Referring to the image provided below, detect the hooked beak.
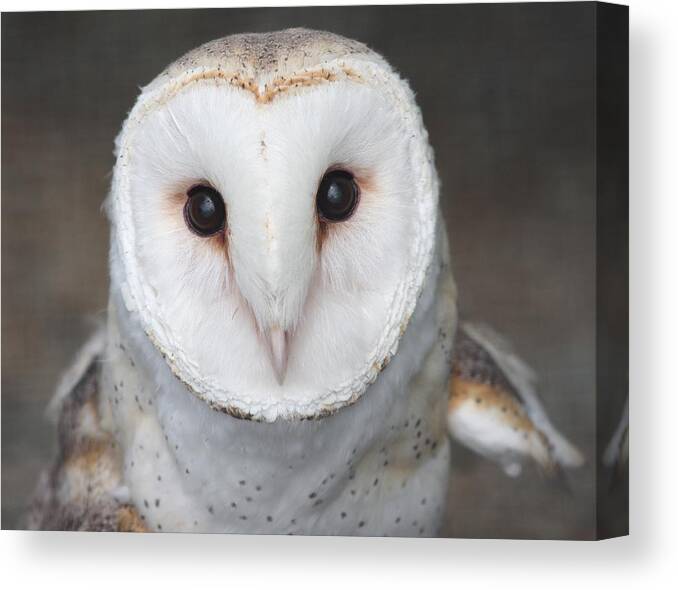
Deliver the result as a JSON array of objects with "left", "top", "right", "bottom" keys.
[{"left": 263, "top": 326, "right": 290, "bottom": 385}]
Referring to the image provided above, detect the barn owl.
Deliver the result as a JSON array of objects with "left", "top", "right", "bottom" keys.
[{"left": 29, "top": 28, "right": 583, "bottom": 536}]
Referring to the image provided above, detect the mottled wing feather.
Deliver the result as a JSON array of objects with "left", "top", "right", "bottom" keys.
[
  {"left": 27, "top": 332, "right": 147, "bottom": 532},
  {"left": 448, "top": 322, "right": 584, "bottom": 477}
]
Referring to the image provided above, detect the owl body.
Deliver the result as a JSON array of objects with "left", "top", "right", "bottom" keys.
[
  {"left": 85, "top": 28, "right": 455, "bottom": 535},
  {"left": 102, "top": 219, "right": 455, "bottom": 535}
]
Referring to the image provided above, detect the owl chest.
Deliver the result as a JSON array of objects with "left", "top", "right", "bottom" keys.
[
  {"left": 121, "top": 417, "right": 448, "bottom": 537},
  {"left": 102, "top": 345, "right": 450, "bottom": 537}
]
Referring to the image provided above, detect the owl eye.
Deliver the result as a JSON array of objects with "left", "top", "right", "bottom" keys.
[
  {"left": 316, "top": 170, "right": 359, "bottom": 222},
  {"left": 184, "top": 185, "right": 226, "bottom": 236}
]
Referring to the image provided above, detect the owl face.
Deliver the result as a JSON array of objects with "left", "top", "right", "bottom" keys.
[{"left": 109, "top": 30, "right": 439, "bottom": 421}]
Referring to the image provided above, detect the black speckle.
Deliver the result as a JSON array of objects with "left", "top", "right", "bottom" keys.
[
  {"left": 395, "top": 517, "right": 401, "bottom": 523},
  {"left": 155, "top": 499, "right": 160, "bottom": 507},
  {"left": 239, "top": 480, "right": 246, "bottom": 486},
  {"left": 239, "top": 515, "right": 247, "bottom": 520},
  {"left": 415, "top": 419, "right": 421, "bottom": 427},
  {"left": 267, "top": 516, "right": 273, "bottom": 522},
  {"left": 421, "top": 498, "right": 427, "bottom": 505},
  {"left": 246, "top": 497, "right": 252, "bottom": 502},
  {"left": 341, "top": 512, "right": 346, "bottom": 519},
  {"left": 358, "top": 521, "right": 365, "bottom": 528},
  {"left": 157, "top": 523, "right": 162, "bottom": 530},
  {"left": 208, "top": 505, "right": 214, "bottom": 514},
  {"left": 144, "top": 499, "right": 149, "bottom": 508},
  {"left": 476, "top": 398, "right": 482, "bottom": 404},
  {"left": 255, "top": 485, "right": 262, "bottom": 491},
  {"left": 231, "top": 502, "right": 237, "bottom": 508},
  {"left": 416, "top": 452, "right": 422, "bottom": 460},
  {"left": 383, "top": 460, "right": 389, "bottom": 467},
  {"left": 313, "top": 499, "right": 323, "bottom": 506},
  {"left": 419, "top": 527, "right": 425, "bottom": 534},
  {"left": 350, "top": 489, "right": 356, "bottom": 495},
  {"left": 185, "top": 468, "right": 190, "bottom": 474},
  {"left": 309, "top": 492, "right": 317, "bottom": 499},
  {"left": 321, "top": 478, "right": 327, "bottom": 485},
  {"left": 157, "top": 475, "right": 162, "bottom": 481},
  {"left": 373, "top": 478, "right": 379, "bottom": 486}
]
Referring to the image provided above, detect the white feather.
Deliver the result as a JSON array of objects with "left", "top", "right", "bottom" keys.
[{"left": 109, "top": 49, "right": 438, "bottom": 420}]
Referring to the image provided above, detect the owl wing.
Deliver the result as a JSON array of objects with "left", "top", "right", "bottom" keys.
[
  {"left": 27, "top": 327, "right": 147, "bottom": 532},
  {"left": 447, "top": 322, "right": 585, "bottom": 478},
  {"left": 603, "top": 398, "right": 629, "bottom": 479}
]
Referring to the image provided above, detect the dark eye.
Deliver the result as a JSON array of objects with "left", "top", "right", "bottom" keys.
[
  {"left": 316, "top": 170, "right": 359, "bottom": 222},
  {"left": 184, "top": 185, "right": 226, "bottom": 236}
]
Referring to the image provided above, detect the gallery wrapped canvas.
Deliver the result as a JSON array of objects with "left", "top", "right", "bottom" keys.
[{"left": 1, "top": 2, "right": 628, "bottom": 539}]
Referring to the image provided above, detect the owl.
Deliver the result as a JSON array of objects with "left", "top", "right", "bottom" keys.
[{"left": 29, "top": 29, "right": 583, "bottom": 536}]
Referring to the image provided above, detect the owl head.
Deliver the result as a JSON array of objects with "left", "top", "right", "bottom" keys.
[{"left": 108, "top": 29, "right": 440, "bottom": 422}]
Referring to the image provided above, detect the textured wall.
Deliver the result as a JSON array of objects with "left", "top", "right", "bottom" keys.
[{"left": 2, "top": 4, "right": 620, "bottom": 537}]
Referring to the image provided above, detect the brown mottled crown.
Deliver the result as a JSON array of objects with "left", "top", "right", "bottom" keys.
[{"left": 146, "top": 28, "right": 380, "bottom": 91}]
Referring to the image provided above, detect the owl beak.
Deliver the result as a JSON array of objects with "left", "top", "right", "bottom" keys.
[{"left": 264, "top": 325, "right": 289, "bottom": 385}]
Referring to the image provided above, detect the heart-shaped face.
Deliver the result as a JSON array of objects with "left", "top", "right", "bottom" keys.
[{"left": 109, "top": 29, "right": 439, "bottom": 422}]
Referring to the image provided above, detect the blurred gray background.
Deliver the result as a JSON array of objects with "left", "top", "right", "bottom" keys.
[{"left": 2, "top": 4, "right": 626, "bottom": 537}]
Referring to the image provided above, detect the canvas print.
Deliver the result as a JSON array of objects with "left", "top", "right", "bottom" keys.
[{"left": 1, "top": 2, "right": 629, "bottom": 539}]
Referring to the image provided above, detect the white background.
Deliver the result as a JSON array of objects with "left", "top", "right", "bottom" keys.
[{"left": 1, "top": 0, "right": 676, "bottom": 587}]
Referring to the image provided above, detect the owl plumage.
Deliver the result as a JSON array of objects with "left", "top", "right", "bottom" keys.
[
  {"left": 448, "top": 323, "right": 584, "bottom": 478},
  {"left": 30, "top": 28, "right": 582, "bottom": 535},
  {"left": 603, "top": 399, "right": 629, "bottom": 483}
]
